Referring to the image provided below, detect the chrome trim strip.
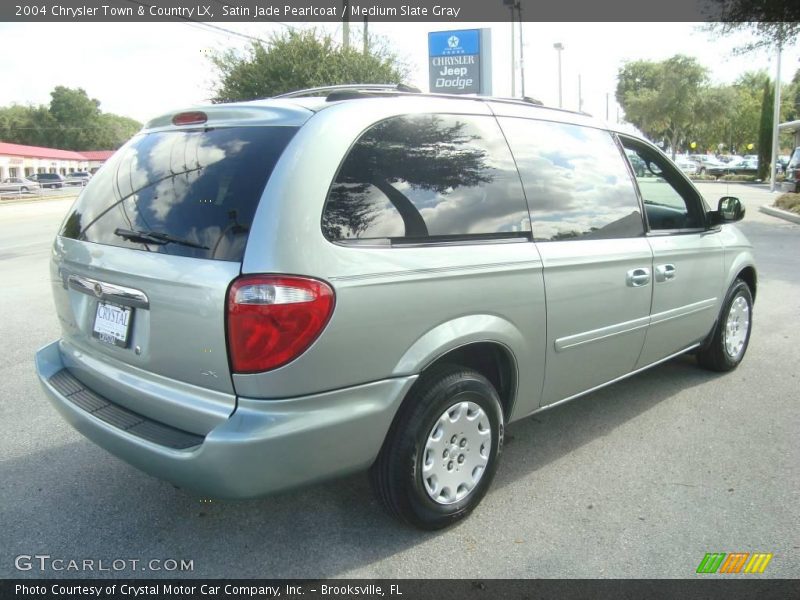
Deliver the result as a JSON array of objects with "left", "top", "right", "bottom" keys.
[
  {"left": 649, "top": 298, "right": 717, "bottom": 326},
  {"left": 529, "top": 342, "right": 702, "bottom": 417},
  {"left": 67, "top": 274, "right": 150, "bottom": 309},
  {"left": 328, "top": 259, "right": 543, "bottom": 282},
  {"left": 554, "top": 316, "right": 650, "bottom": 353},
  {"left": 554, "top": 298, "right": 717, "bottom": 352}
]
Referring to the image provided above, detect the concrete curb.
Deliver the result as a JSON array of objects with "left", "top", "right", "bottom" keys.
[{"left": 759, "top": 204, "right": 800, "bottom": 225}]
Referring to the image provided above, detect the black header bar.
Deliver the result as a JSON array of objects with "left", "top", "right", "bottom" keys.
[{"left": 0, "top": 0, "right": 778, "bottom": 23}]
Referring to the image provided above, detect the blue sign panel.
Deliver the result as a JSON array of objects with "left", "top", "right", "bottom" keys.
[{"left": 428, "top": 29, "right": 480, "bottom": 58}]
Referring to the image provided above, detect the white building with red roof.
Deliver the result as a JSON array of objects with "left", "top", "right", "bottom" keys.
[{"left": 0, "top": 142, "right": 115, "bottom": 180}]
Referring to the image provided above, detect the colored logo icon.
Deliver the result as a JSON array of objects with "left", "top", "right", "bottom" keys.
[{"left": 696, "top": 552, "right": 773, "bottom": 574}]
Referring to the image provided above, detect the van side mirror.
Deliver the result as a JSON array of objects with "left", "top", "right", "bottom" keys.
[{"left": 709, "top": 196, "right": 744, "bottom": 226}]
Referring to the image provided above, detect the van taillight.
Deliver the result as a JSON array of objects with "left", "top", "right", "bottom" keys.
[{"left": 227, "top": 275, "right": 335, "bottom": 373}]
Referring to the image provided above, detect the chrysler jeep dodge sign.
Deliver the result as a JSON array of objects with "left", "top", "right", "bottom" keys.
[{"left": 428, "top": 29, "right": 492, "bottom": 95}]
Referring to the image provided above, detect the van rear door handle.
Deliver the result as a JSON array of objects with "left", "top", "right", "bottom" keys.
[
  {"left": 626, "top": 268, "right": 651, "bottom": 287},
  {"left": 655, "top": 264, "right": 676, "bottom": 282}
]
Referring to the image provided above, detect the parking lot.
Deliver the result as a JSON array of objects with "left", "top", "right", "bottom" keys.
[{"left": 0, "top": 183, "right": 797, "bottom": 579}]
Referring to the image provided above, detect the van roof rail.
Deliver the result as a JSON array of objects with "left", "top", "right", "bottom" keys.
[
  {"left": 272, "top": 85, "right": 592, "bottom": 118},
  {"left": 273, "top": 84, "right": 421, "bottom": 99}
]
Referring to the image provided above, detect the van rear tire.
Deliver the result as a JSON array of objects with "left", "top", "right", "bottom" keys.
[{"left": 370, "top": 365, "right": 503, "bottom": 530}]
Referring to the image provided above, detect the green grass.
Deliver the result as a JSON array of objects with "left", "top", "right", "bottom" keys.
[{"left": 774, "top": 193, "right": 800, "bottom": 215}]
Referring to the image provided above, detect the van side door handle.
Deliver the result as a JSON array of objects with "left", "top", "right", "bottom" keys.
[
  {"left": 655, "top": 264, "right": 677, "bottom": 282},
  {"left": 626, "top": 267, "right": 651, "bottom": 287}
]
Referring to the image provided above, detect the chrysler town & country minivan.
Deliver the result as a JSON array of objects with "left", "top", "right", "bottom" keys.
[{"left": 35, "top": 85, "right": 755, "bottom": 529}]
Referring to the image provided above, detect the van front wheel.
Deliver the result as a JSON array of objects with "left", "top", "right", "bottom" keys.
[
  {"left": 370, "top": 366, "right": 504, "bottom": 530},
  {"left": 697, "top": 278, "right": 753, "bottom": 371}
]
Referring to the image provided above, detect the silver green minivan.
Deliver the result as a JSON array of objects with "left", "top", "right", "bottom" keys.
[{"left": 35, "top": 85, "right": 756, "bottom": 529}]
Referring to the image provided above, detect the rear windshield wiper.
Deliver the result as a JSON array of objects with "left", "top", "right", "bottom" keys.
[{"left": 114, "top": 228, "right": 209, "bottom": 250}]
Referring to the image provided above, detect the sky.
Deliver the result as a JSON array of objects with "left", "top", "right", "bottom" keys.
[{"left": 0, "top": 21, "right": 798, "bottom": 125}]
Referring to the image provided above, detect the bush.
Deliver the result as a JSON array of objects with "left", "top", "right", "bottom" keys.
[
  {"left": 690, "top": 174, "right": 718, "bottom": 181},
  {"left": 775, "top": 193, "right": 800, "bottom": 215},
  {"left": 719, "top": 174, "right": 758, "bottom": 182}
]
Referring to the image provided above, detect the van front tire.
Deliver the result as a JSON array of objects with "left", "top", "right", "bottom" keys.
[
  {"left": 697, "top": 278, "right": 753, "bottom": 372},
  {"left": 370, "top": 365, "right": 504, "bottom": 530}
]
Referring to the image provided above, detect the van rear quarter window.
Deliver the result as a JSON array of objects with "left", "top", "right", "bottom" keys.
[
  {"left": 322, "top": 113, "right": 531, "bottom": 243},
  {"left": 60, "top": 126, "right": 298, "bottom": 261}
]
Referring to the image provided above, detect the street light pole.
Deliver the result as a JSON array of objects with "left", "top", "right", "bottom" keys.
[
  {"left": 509, "top": 3, "right": 515, "bottom": 96},
  {"left": 517, "top": 2, "right": 525, "bottom": 98},
  {"left": 342, "top": 0, "right": 350, "bottom": 50},
  {"left": 553, "top": 42, "right": 564, "bottom": 108},
  {"left": 770, "top": 38, "right": 782, "bottom": 192},
  {"left": 504, "top": 0, "right": 520, "bottom": 97}
]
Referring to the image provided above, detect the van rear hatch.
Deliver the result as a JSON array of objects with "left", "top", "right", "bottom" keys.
[{"left": 52, "top": 115, "right": 301, "bottom": 432}]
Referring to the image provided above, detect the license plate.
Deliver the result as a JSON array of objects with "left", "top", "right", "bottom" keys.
[{"left": 92, "top": 302, "right": 133, "bottom": 348}]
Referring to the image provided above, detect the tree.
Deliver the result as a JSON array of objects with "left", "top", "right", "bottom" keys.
[
  {"left": 47, "top": 86, "right": 102, "bottom": 150},
  {"left": 706, "top": 3, "right": 800, "bottom": 53},
  {"left": 757, "top": 79, "right": 774, "bottom": 180},
  {"left": 210, "top": 29, "right": 409, "bottom": 102},
  {"left": 685, "top": 85, "right": 737, "bottom": 153},
  {"left": 0, "top": 87, "right": 140, "bottom": 150},
  {"left": 0, "top": 104, "right": 56, "bottom": 148},
  {"left": 616, "top": 56, "right": 711, "bottom": 158},
  {"left": 94, "top": 113, "right": 142, "bottom": 149},
  {"left": 785, "top": 68, "right": 800, "bottom": 122},
  {"left": 725, "top": 71, "right": 769, "bottom": 154}
]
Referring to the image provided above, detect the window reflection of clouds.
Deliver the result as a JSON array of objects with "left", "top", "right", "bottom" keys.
[
  {"left": 500, "top": 118, "right": 642, "bottom": 241},
  {"left": 62, "top": 126, "right": 295, "bottom": 261},
  {"left": 140, "top": 134, "right": 228, "bottom": 222}
]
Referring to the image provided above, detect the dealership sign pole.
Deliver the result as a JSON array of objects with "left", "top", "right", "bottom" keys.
[{"left": 428, "top": 29, "right": 492, "bottom": 95}]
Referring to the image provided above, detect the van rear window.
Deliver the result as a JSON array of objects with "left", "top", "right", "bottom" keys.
[{"left": 60, "top": 126, "right": 297, "bottom": 261}]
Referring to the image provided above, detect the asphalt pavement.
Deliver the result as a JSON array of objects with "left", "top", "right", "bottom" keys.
[{"left": 0, "top": 185, "right": 797, "bottom": 579}]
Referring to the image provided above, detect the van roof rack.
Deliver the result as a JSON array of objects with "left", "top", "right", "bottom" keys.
[
  {"left": 272, "top": 85, "right": 591, "bottom": 117},
  {"left": 273, "top": 84, "right": 421, "bottom": 99}
]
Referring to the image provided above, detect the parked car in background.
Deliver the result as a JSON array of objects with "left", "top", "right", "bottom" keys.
[
  {"left": 692, "top": 156, "right": 729, "bottom": 177},
  {"left": 777, "top": 155, "right": 790, "bottom": 174},
  {"left": 64, "top": 172, "right": 92, "bottom": 186},
  {"left": 783, "top": 147, "right": 800, "bottom": 192},
  {"left": 726, "top": 158, "right": 759, "bottom": 176},
  {"left": 28, "top": 173, "right": 65, "bottom": 188},
  {"left": 35, "top": 85, "right": 757, "bottom": 530},
  {"left": 674, "top": 157, "right": 698, "bottom": 176},
  {"left": 0, "top": 177, "right": 40, "bottom": 194}
]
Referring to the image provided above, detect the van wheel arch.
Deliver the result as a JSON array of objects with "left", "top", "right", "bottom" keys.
[{"left": 400, "top": 341, "right": 517, "bottom": 427}]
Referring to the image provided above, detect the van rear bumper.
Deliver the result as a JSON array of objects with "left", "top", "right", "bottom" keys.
[{"left": 35, "top": 340, "right": 416, "bottom": 498}]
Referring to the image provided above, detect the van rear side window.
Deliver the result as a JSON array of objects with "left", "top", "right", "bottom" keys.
[
  {"left": 322, "top": 113, "right": 531, "bottom": 243},
  {"left": 60, "top": 126, "right": 297, "bottom": 262}
]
